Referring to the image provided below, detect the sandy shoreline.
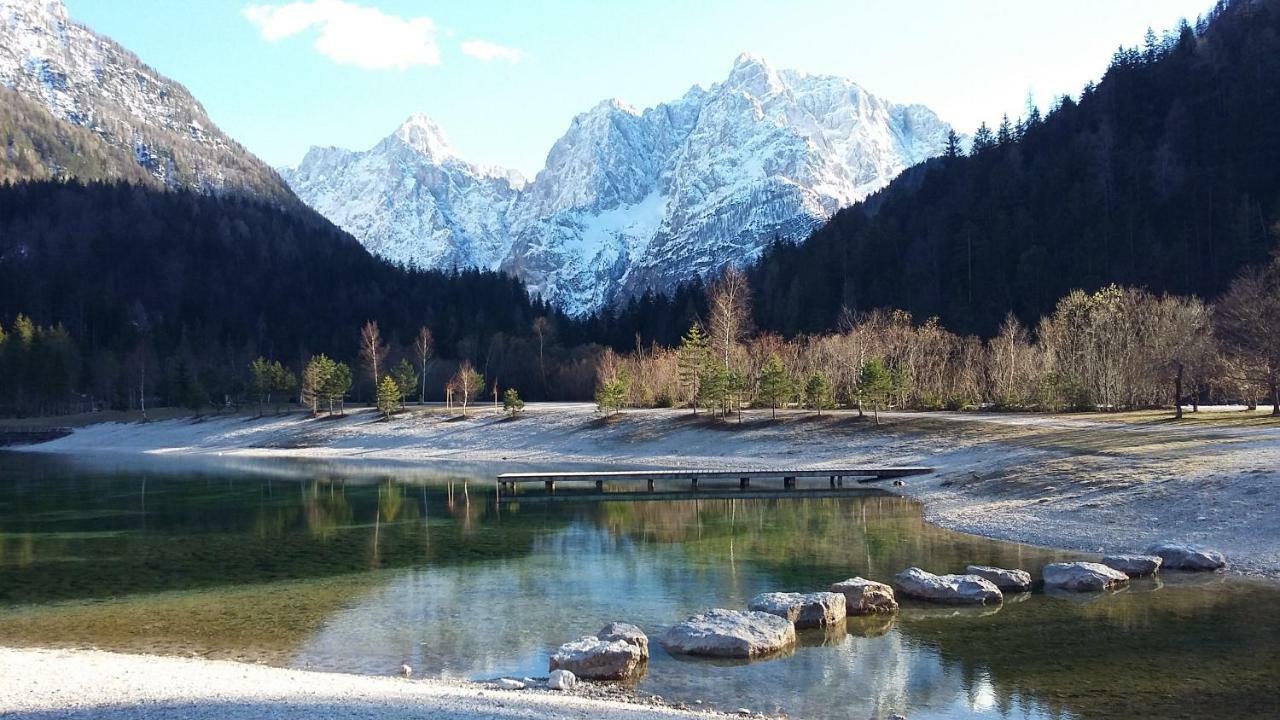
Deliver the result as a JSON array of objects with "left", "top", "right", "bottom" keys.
[
  {"left": 15, "top": 402, "right": 1280, "bottom": 578},
  {"left": 0, "top": 647, "right": 726, "bottom": 720}
]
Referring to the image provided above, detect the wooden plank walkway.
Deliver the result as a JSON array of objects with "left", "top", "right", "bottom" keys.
[{"left": 496, "top": 467, "right": 933, "bottom": 492}]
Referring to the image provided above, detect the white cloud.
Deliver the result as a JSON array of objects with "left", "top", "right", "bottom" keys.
[
  {"left": 243, "top": 0, "right": 440, "bottom": 71},
  {"left": 460, "top": 39, "right": 524, "bottom": 64}
]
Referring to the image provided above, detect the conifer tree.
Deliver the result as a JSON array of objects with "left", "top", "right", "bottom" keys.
[
  {"left": 803, "top": 371, "right": 833, "bottom": 416},
  {"left": 376, "top": 375, "right": 399, "bottom": 419},
  {"left": 676, "top": 323, "right": 710, "bottom": 413},
  {"left": 595, "top": 371, "right": 629, "bottom": 416},
  {"left": 996, "top": 114, "right": 1014, "bottom": 145},
  {"left": 326, "top": 362, "right": 353, "bottom": 416},
  {"left": 944, "top": 130, "right": 962, "bottom": 158},
  {"left": 971, "top": 122, "right": 996, "bottom": 153},
  {"left": 270, "top": 361, "right": 297, "bottom": 414},
  {"left": 391, "top": 358, "right": 418, "bottom": 409},
  {"left": 856, "top": 359, "right": 895, "bottom": 424},
  {"left": 757, "top": 353, "right": 792, "bottom": 419},
  {"left": 302, "top": 354, "right": 335, "bottom": 416},
  {"left": 249, "top": 357, "right": 272, "bottom": 416},
  {"left": 503, "top": 387, "right": 525, "bottom": 417}
]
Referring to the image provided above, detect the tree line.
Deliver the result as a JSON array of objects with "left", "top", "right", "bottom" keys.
[{"left": 592, "top": 258, "right": 1280, "bottom": 418}]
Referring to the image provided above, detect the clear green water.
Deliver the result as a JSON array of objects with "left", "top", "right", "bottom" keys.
[{"left": 0, "top": 452, "right": 1277, "bottom": 719}]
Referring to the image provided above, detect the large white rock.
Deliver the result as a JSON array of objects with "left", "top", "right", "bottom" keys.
[
  {"left": 547, "top": 669, "right": 577, "bottom": 691},
  {"left": 829, "top": 577, "right": 899, "bottom": 615},
  {"left": 597, "top": 622, "right": 649, "bottom": 659},
  {"left": 494, "top": 678, "right": 525, "bottom": 690},
  {"left": 1042, "top": 562, "right": 1130, "bottom": 592},
  {"left": 893, "top": 567, "right": 1003, "bottom": 605},
  {"left": 1145, "top": 543, "right": 1227, "bottom": 571},
  {"left": 549, "top": 636, "right": 643, "bottom": 680},
  {"left": 1102, "top": 554, "right": 1163, "bottom": 577},
  {"left": 661, "top": 609, "right": 797, "bottom": 658},
  {"left": 965, "top": 565, "right": 1033, "bottom": 592},
  {"left": 747, "top": 591, "right": 846, "bottom": 628}
]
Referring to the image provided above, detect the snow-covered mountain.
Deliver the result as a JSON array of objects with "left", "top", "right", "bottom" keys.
[
  {"left": 286, "top": 54, "right": 954, "bottom": 314},
  {"left": 0, "top": 0, "right": 294, "bottom": 203},
  {"left": 282, "top": 115, "right": 525, "bottom": 269}
]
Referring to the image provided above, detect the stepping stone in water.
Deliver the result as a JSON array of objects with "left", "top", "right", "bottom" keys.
[
  {"left": 549, "top": 636, "right": 643, "bottom": 680},
  {"left": 1101, "top": 554, "right": 1162, "bottom": 577},
  {"left": 597, "top": 621, "right": 649, "bottom": 659},
  {"left": 965, "top": 565, "right": 1033, "bottom": 592},
  {"left": 747, "top": 591, "right": 846, "bottom": 628},
  {"left": 828, "top": 577, "right": 899, "bottom": 615},
  {"left": 661, "top": 609, "right": 796, "bottom": 658},
  {"left": 893, "top": 567, "right": 1003, "bottom": 605},
  {"left": 1145, "top": 543, "right": 1226, "bottom": 571},
  {"left": 1042, "top": 562, "right": 1130, "bottom": 592}
]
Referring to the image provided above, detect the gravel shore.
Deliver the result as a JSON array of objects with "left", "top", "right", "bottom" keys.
[{"left": 0, "top": 647, "right": 724, "bottom": 720}]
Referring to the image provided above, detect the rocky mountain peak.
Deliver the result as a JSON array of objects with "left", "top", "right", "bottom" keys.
[
  {"left": 724, "top": 52, "right": 783, "bottom": 95},
  {"left": 392, "top": 113, "right": 456, "bottom": 162}
]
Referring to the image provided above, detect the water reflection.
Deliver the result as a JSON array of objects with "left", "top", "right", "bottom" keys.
[{"left": 0, "top": 453, "right": 1277, "bottom": 719}]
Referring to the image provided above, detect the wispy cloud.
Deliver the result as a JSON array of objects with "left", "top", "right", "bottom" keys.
[
  {"left": 460, "top": 39, "right": 525, "bottom": 64},
  {"left": 243, "top": 0, "right": 440, "bottom": 71}
]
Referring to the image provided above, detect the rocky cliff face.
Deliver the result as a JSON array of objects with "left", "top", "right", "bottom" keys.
[
  {"left": 0, "top": 0, "right": 295, "bottom": 203},
  {"left": 282, "top": 115, "right": 525, "bottom": 270},
  {"left": 286, "top": 54, "right": 954, "bottom": 314}
]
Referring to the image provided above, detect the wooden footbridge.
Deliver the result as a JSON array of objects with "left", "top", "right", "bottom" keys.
[{"left": 496, "top": 467, "right": 933, "bottom": 493}]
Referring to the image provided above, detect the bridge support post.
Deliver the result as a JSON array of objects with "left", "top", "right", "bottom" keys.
[
  {"left": 544, "top": 480, "right": 555, "bottom": 493},
  {"left": 829, "top": 475, "right": 836, "bottom": 488},
  {"left": 691, "top": 477, "right": 699, "bottom": 491},
  {"left": 647, "top": 478, "right": 655, "bottom": 492},
  {"left": 783, "top": 476, "right": 796, "bottom": 489},
  {"left": 595, "top": 479, "right": 603, "bottom": 491},
  {"left": 740, "top": 477, "right": 749, "bottom": 489}
]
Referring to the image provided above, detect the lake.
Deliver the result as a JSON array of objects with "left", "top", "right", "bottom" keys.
[{"left": 0, "top": 452, "right": 1277, "bottom": 719}]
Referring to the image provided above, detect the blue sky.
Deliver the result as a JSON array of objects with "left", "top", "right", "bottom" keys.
[{"left": 65, "top": 0, "right": 1214, "bottom": 176}]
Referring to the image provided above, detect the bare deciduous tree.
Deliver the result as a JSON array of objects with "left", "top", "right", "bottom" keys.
[
  {"left": 359, "top": 320, "right": 389, "bottom": 390},
  {"left": 1216, "top": 257, "right": 1280, "bottom": 415},
  {"left": 413, "top": 326, "right": 433, "bottom": 404}
]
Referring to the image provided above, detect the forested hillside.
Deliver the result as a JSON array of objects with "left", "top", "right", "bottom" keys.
[
  {"left": 745, "top": 0, "right": 1280, "bottom": 338},
  {"left": 0, "top": 181, "right": 577, "bottom": 413},
  {"left": 0, "top": 86, "right": 156, "bottom": 187}
]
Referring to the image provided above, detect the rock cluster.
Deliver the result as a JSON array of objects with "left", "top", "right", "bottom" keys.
[{"left": 893, "top": 567, "right": 1004, "bottom": 605}]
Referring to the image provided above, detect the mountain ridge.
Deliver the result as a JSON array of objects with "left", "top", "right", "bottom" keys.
[
  {"left": 285, "top": 54, "right": 954, "bottom": 314},
  {"left": 0, "top": 0, "right": 296, "bottom": 204}
]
